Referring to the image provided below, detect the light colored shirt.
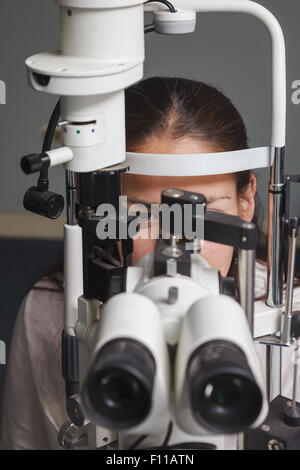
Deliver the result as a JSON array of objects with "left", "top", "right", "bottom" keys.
[{"left": 1, "top": 261, "right": 300, "bottom": 450}]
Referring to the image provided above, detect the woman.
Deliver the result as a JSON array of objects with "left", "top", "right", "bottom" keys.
[{"left": 1, "top": 77, "right": 300, "bottom": 450}]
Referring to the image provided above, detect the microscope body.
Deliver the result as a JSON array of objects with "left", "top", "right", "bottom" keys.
[
  {"left": 74, "top": 248, "right": 268, "bottom": 449},
  {"left": 26, "top": 0, "right": 145, "bottom": 173},
  {"left": 20, "top": 0, "right": 300, "bottom": 451}
]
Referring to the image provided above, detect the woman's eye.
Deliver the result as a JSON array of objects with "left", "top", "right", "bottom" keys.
[
  {"left": 207, "top": 208, "right": 224, "bottom": 213},
  {"left": 206, "top": 200, "right": 231, "bottom": 213},
  {"left": 127, "top": 204, "right": 152, "bottom": 223},
  {"left": 206, "top": 204, "right": 225, "bottom": 213}
]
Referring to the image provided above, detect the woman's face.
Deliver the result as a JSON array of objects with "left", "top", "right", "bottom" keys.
[{"left": 122, "top": 136, "right": 256, "bottom": 276}]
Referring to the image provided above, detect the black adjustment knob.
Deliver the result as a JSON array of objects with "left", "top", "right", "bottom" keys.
[
  {"left": 21, "top": 153, "right": 50, "bottom": 175},
  {"left": 23, "top": 187, "right": 64, "bottom": 219},
  {"left": 219, "top": 275, "right": 239, "bottom": 301},
  {"left": 32, "top": 72, "right": 51, "bottom": 87},
  {"left": 161, "top": 189, "right": 207, "bottom": 209},
  {"left": 291, "top": 312, "right": 300, "bottom": 339},
  {"left": 161, "top": 189, "right": 206, "bottom": 237},
  {"left": 283, "top": 403, "right": 300, "bottom": 427},
  {"left": 79, "top": 164, "right": 129, "bottom": 208}
]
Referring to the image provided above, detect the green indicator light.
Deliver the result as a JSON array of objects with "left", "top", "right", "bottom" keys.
[{"left": 76, "top": 130, "right": 80, "bottom": 134}]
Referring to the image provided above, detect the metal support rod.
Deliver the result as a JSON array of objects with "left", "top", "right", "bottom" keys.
[
  {"left": 282, "top": 339, "right": 300, "bottom": 425},
  {"left": 145, "top": 0, "right": 287, "bottom": 148},
  {"left": 267, "top": 147, "right": 285, "bottom": 308},
  {"left": 292, "top": 357, "right": 299, "bottom": 410},
  {"left": 238, "top": 248, "right": 255, "bottom": 335},
  {"left": 64, "top": 170, "right": 83, "bottom": 336},
  {"left": 66, "top": 170, "right": 78, "bottom": 226},
  {"left": 266, "top": 344, "right": 271, "bottom": 401},
  {"left": 281, "top": 221, "right": 298, "bottom": 345},
  {"left": 237, "top": 433, "right": 245, "bottom": 451},
  {"left": 266, "top": 344, "right": 282, "bottom": 401}
]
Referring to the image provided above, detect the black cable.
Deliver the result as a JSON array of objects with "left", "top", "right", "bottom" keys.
[
  {"left": 128, "top": 434, "right": 148, "bottom": 450},
  {"left": 128, "top": 421, "right": 215, "bottom": 450},
  {"left": 31, "top": 286, "right": 63, "bottom": 293},
  {"left": 169, "top": 442, "right": 217, "bottom": 450},
  {"left": 144, "top": 24, "right": 156, "bottom": 34},
  {"left": 161, "top": 421, "right": 173, "bottom": 447},
  {"left": 128, "top": 422, "right": 172, "bottom": 450},
  {"left": 145, "top": 0, "right": 176, "bottom": 13},
  {"left": 167, "top": 442, "right": 216, "bottom": 450},
  {"left": 144, "top": 442, "right": 217, "bottom": 450},
  {"left": 144, "top": 0, "right": 176, "bottom": 34},
  {"left": 38, "top": 100, "right": 61, "bottom": 191},
  {"left": 42, "top": 100, "right": 61, "bottom": 153}
]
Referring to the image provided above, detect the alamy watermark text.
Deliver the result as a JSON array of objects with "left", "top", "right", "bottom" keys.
[
  {"left": 0, "top": 340, "right": 6, "bottom": 365},
  {"left": 0, "top": 80, "right": 6, "bottom": 104}
]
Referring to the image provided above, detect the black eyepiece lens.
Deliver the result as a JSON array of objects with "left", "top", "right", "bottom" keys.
[
  {"left": 205, "top": 376, "right": 244, "bottom": 407},
  {"left": 98, "top": 370, "right": 143, "bottom": 410},
  {"left": 188, "top": 340, "right": 263, "bottom": 434},
  {"left": 83, "top": 339, "right": 156, "bottom": 431}
]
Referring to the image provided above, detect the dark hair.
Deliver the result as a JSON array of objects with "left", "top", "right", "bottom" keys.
[
  {"left": 38, "top": 77, "right": 269, "bottom": 294},
  {"left": 125, "top": 77, "right": 267, "bottom": 284},
  {"left": 126, "top": 77, "right": 248, "bottom": 152}
]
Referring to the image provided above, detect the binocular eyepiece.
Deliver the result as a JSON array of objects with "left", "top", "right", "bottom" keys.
[
  {"left": 83, "top": 338, "right": 156, "bottom": 431},
  {"left": 82, "top": 291, "right": 268, "bottom": 437},
  {"left": 187, "top": 339, "right": 263, "bottom": 434}
]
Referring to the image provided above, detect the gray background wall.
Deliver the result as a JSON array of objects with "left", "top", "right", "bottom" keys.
[
  {"left": 0, "top": 0, "right": 300, "bottom": 216},
  {"left": 0, "top": 0, "right": 300, "bottom": 444}
]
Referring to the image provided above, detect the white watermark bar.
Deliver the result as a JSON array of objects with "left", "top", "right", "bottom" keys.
[
  {"left": 0, "top": 340, "right": 6, "bottom": 365},
  {"left": 95, "top": 196, "right": 204, "bottom": 248},
  {"left": 292, "top": 80, "right": 300, "bottom": 105},
  {"left": 0, "top": 80, "right": 6, "bottom": 104}
]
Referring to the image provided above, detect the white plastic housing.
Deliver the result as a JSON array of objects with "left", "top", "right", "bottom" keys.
[
  {"left": 175, "top": 295, "right": 268, "bottom": 435},
  {"left": 84, "top": 293, "right": 171, "bottom": 435},
  {"left": 26, "top": 1, "right": 145, "bottom": 96},
  {"left": 145, "top": 0, "right": 286, "bottom": 148},
  {"left": 134, "top": 255, "right": 220, "bottom": 345},
  {"left": 59, "top": 1, "right": 145, "bottom": 62},
  {"left": 62, "top": 122, "right": 104, "bottom": 148},
  {"left": 46, "top": 146, "right": 73, "bottom": 167},
  {"left": 26, "top": 0, "right": 145, "bottom": 172},
  {"left": 61, "top": 93, "right": 126, "bottom": 172},
  {"left": 126, "top": 147, "right": 273, "bottom": 176},
  {"left": 64, "top": 224, "right": 84, "bottom": 335},
  {"left": 154, "top": 9, "right": 196, "bottom": 34}
]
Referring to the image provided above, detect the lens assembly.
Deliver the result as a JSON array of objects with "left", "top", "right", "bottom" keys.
[
  {"left": 23, "top": 186, "right": 64, "bottom": 219},
  {"left": 187, "top": 340, "right": 263, "bottom": 434},
  {"left": 82, "top": 338, "right": 156, "bottom": 430}
]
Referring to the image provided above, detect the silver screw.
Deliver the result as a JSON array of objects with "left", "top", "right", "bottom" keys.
[
  {"left": 168, "top": 286, "right": 178, "bottom": 305},
  {"left": 267, "top": 439, "right": 285, "bottom": 450},
  {"left": 163, "top": 189, "right": 184, "bottom": 198},
  {"left": 166, "top": 258, "right": 177, "bottom": 277}
]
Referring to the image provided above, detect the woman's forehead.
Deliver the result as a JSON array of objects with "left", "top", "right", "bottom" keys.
[
  {"left": 123, "top": 136, "right": 238, "bottom": 203},
  {"left": 122, "top": 173, "right": 237, "bottom": 204}
]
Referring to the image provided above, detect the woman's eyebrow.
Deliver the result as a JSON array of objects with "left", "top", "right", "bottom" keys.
[
  {"left": 127, "top": 196, "right": 232, "bottom": 207},
  {"left": 206, "top": 196, "right": 231, "bottom": 203},
  {"left": 126, "top": 198, "right": 153, "bottom": 209}
]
